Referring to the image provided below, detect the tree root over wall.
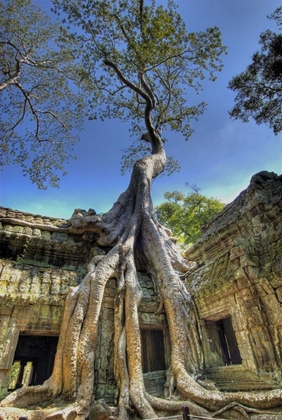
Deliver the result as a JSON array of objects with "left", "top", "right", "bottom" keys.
[{"left": 1, "top": 149, "right": 282, "bottom": 420}]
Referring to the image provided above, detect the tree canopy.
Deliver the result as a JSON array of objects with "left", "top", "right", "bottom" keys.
[
  {"left": 156, "top": 188, "right": 225, "bottom": 246},
  {"left": 0, "top": 0, "right": 85, "bottom": 188},
  {"left": 228, "top": 6, "right": 282, "bottom": 135},
  {"left": 52, "top": 0, "right": 227, "bottom": 173}
]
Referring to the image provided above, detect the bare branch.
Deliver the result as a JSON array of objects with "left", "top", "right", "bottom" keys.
[
  {"left": 5, "top": 94, "right": 28, "bottom": 138},
  {"left": 0, "top": 44, "right": 22, "bottom": 90},
  {"left": 103, "top": 58, "right": 149, "bottom": 103},
  {"left": 139, "top": 73, "right": 156, "bottom": 108}
]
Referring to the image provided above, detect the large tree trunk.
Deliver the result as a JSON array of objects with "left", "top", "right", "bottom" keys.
[{"left": 1, "top": 136, "right": 282, "bottom": 420}]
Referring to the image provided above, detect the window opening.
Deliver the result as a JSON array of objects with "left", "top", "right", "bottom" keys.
[
  {"left": 141, "top": 329, "right": 166, "bottom": 373},
  {"left": 8, "top": 335, "right": 58, "bottom": 390}
]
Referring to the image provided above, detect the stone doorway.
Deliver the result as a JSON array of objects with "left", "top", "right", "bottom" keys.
[
  {"left": 140, "top": 328, "right": 167, "bottom": 397},
  {"left": 204, "top": 316, "right": 242, "bottom": 368},
  {"left": 216, "top": 317, "right": 242, "bottom": 365},
  {"left": 140, "top": 328, "right": 166, "bottom": 373}
]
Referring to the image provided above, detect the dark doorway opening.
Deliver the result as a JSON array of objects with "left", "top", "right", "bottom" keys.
[
  {"left": 141, "top": 329, "right": 166, "bottom": 373},
  {"left": 216, "top": 317, "right": 242, "bottom": 365},
  {"left": 9, "top": 335, "right": 58, "bottom": 390}
]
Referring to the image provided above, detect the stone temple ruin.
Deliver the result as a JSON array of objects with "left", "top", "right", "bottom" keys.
[{"left": 0, "top": 171, "right": 281, "bottom": 409}]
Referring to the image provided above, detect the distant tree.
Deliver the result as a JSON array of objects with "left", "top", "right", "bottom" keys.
[
  {"left": 156, "top": 187, "right": 225, "bottom": 246},
  {"left": 0, "top": 0, "right": 85, "bottom": 188},
  {"left": 228, "top": 6, "right": 282, "bottom": 134}
]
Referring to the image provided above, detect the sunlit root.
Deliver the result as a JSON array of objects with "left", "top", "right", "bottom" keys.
[{"left": 0, "top": 383, "right": 54, "bottom": 409}]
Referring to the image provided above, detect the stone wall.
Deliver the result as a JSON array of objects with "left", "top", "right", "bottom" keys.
[
  {"left": 0, "top": 207, "right": 169, "bottom": 400},
  {"left": 94, "top": 272, "right": 170, "bottom": 403},
  {"left": 185, "top": 171, "right": 282, "bottom": 391},
  {"left": 0, "top": 207, "right": 104, "bottom": 393},
  {"left": 0, "top": 171, "right": 281, "bottom": 399}
]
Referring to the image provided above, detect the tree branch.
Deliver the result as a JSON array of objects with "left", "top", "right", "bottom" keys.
[
  {"left": 103, "top": 59, "right": 163, "bottom": 153},
  {"left": 103, "top": 58, "right": 149, "bottom": 103},
  {"left": 0, "top": 45, "right": 22, "bottom": 91}
]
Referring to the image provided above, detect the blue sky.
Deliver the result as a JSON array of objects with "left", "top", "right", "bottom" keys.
[{"left": 1, "top": 0, "right": 281, "bottom": 219}]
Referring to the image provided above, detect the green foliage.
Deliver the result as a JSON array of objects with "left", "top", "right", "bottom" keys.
[
  {"left": 0, "top": 0, "right": 86, "bottom": 188},
  {"left": 16, "top": 237, "right": 30, "bottom": 263},
  {"left": 52, "top": 0, "right": 227, "bottom": 171},
  {"left": 228, "top": 6, "right": 282, "bottom": 135},
  {"left": 0, "top": 388, "right": 9, "bottom": 401},
  {"left": 156, "top": 188, "right": 225, "bottom": 246}
]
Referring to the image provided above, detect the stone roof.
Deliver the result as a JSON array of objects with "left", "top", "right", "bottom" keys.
[
  {"left": 0, "top": 206, "right": 69, "bottom": 230},
  {"left": 186, "top": 171, "right": 282, "bottom": 261}
]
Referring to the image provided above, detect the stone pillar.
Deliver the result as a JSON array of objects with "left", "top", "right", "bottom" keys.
[
  {"left": 0, "top": 316, "right": 19, "bottom": 392},
  {"left": 234, "top": 286, "right": 278, "bottom": 373}
]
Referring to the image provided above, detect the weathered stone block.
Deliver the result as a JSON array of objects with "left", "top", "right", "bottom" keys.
[
  {"left": 272, "top": 259, "right": 282, "bottom": 276},
  {"left": 234, "top": 267, "right": 248, "bottom": 282},
  {"left": 0, "top": 316, "right": 19, "bottom": 369},
  {"left": 108, "top": 279, "right": 116, "bottom": 289},
  {"left": 269, "top": 273, "right": 282, "bottom": 288},
  {"left": 98, "top": 369, "right": 107, "bottom": 384},
  {"left": 41, "top": 231, "right": 51, "bottom": 240},
  {"left": 241, "top": 254, "right": 260, "bottom": 267},
  {"left": 23, "top": 227, "right": 33, "bottom": 235},
  {"left": 276, "top": 286, "right": 282, "bottom": 303},
  {"left": 89, "top": 399, "right": 111, "bottom": 420},
  {"left": 12, "top": 226, "right": 24, "bottom": 233},
  {"left": 235, "top": 330, "right": 257, "bottom": 371},
  {"left": 257, "top": 278, "right": 275, "bottom": 295},
  {"left": 230, "top": 245, "right": 245, "bottom": 260},
  {"left": 52, "top": 232, "right": 69, "bottom": 242},
  {"left": 244, "top": 266, "right": 259, "bottom": 283},
  {"left": 260, "top": 294, "right": 281, "bottom": 324},
  {"left": 230, "top": 309, "right": 246, "bottom": 331}
]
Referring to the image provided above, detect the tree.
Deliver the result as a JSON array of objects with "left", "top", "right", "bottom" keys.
[
  {"left": 156, "top": 188, "right": 225, "bottom": 246},
  {"left": 0, "top": 0, "right": 85, "bottom": 188},
  {"left": 228, "top": 6, "right": 282, "bottom": 135},
  {"left": 1, "top": 1, "right": 281, "bottom": 419}
]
